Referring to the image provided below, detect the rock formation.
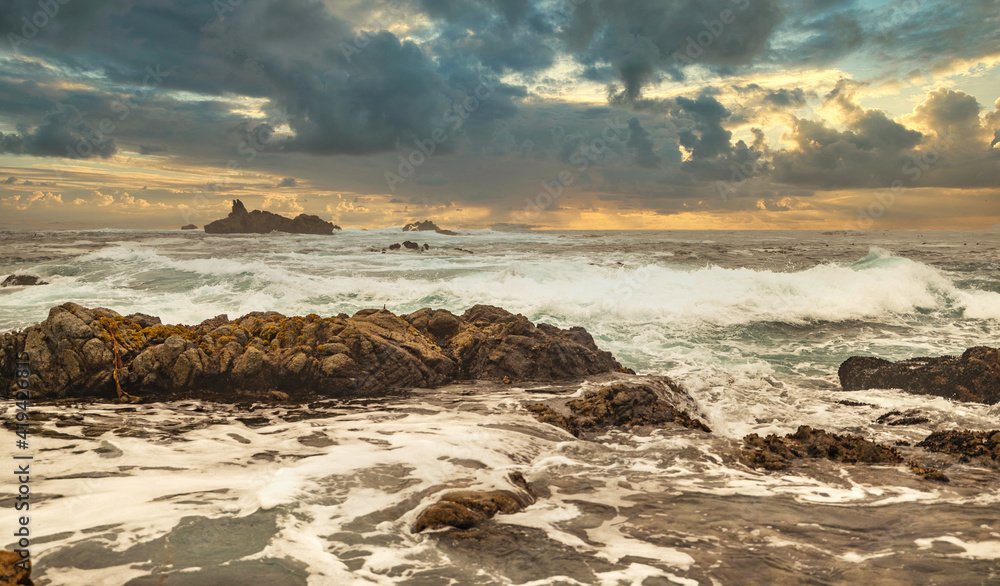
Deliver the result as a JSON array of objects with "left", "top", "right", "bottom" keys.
[
  {"left": 180, "top": 224, "right": 198, "bottom": 230},
  {"left": 1, "top": 275, "right": 45, "bottom": 287},
  {"left": 413, "top": 472, "right": 535, "bottom": 533},
  {"left": 204, "top": 200, "right": 340, "bottom": 235},
  {"left": 839, "top": 347, "right": 1000, "bottom": 404},
  {"left": 917, "top": 430, "right": 1000, "bottom": 463},
  {"left": 403, "top": 220, "right": 458, "bottom": 235},
  {"left": 742, "top": 426, "right": 904, "bottom": 471},
  {"left": 0, "top": 303, "right": 623, "bottom": 401},
  {"left": 526, "top": 377, "right": 711, "bottom": 438}
]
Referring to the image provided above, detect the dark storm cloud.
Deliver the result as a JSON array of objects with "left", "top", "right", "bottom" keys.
[
  {"left": 278, "top": 177, "right": 296, "bottom": 188},
  {"left": 674, "top": 94, "right": 734, "bottom": 160},
  {"left": 626, "top": 117, "right": 661, "bottom": 168},
  {"left": 0, "top": 105, "right": 116, "bottom": 158},
  {"left": 138, "top": 144, "right": 166, "bottom": 155},
  {"left": 562, "top": 0, "right": 785, "bottom": 100}
]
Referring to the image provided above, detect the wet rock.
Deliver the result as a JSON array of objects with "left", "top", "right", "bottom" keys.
[
  {"left": 0, "top": 550, "right": 32, "bottom": 585},
  {"left": 180, "top": 224, "right": 197, "bottom": 230},
  {"left": 0, "top": 303, "right": 623, "bottom": 401},
  {"left": 388, "top": 243, "right": 401, "bottom": 250},
  {"left": 742, "top": 426, "right": 903, "bottom": 471},
  {"left": 402, "top": 240, "right": 419, "bottom": 250},
  {"left": 413, "top": 472, "right": 535, "bottom": 533},
  {"left": 126, "top": 313, "right": 162, "bottom": 328},
  {"left": 837, "top": 399, "right": 875, "bottom": 408},
  {"left": 526, "top": 377, "right": 711, "bottom": 438},
  {"left": 908, "top": 461, "right": 949, "bottom": 482},
  {"left": 204, "top": 199, "right": 340, "bottom": 235},
  {"left": 875, "top": 409, "right": 930, "bottom": 426},
  {"left": 403, "top": 220, "right": 458, "bottom": 235},
  {"left": 838, "top": 347, "right": 1000, "bottom": 404},
  {"left": 1, "top": 275, "right": 46, "bottom": 287},
  {"left": 916, "top": 430, "right": 1000, "bottom": 463}
]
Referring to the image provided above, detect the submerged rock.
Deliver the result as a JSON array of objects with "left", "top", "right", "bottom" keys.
[
  {"left": 742, "top": 426, "right": 903, "bottom": 471},
  {"left": 0, "top": 303, "right": 623, "bottom": 401},
  {"left": 413, "top": 472, "right": 535, "bottom": 533},
  {"left": 526, "top": 377, "right": 711, "bottom": 438},
  {"left": 875, "top": 409, "right": 930, "bottom": 426},
  {"left": 204, "top": 199, "right": 340, "bottom": 235},
  {"left": 1, "top": 275, "right": 46, "bottom": 287},
  {"left": 917, "top": 430, "right": 1000, "bottom": 463},
  {"left": 838, "top": 347, "right": 1000, "bottom": 404},
  {"left": 403, "top": 220, "right": 458, "bottom": 235}
]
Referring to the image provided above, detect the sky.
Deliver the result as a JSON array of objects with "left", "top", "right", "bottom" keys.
[{"left": 0, "top": 0, "right": 998, "bottom": 230}]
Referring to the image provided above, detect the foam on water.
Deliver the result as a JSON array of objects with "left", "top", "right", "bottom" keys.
[{"left": 3, "top": 229, "right": 1000, "bottom": 583}]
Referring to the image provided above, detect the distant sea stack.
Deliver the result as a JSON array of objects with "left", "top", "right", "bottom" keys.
[
  {"left": 204, "top": 200, "right": 340, "bottom": 235},
  {"left": 181, "top": 224, "right": 198, "bottom": 230},
  {"left": 403, "top": 220, "right": 458, "bottom": 235}
]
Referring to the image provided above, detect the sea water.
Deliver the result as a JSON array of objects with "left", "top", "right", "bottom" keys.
[{"left": 1, "top": 229, "right": 999, "bottom": 584}]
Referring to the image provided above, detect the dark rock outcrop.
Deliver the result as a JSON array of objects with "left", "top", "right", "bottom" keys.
[
  {"left": 204, "top": 200, "right": 340, "bottom": 235},
  {"left": 0, "top": 550, "right": 32, "bottom": 586},
  {"left": 838, "top": 347, "right": 1000, "bottom": 404},
  {"left": 413, "top": 472, "right": 535, "bottom": 533},
  {"left": 526, "top": 377, "right": 711, "bottom": 438},
  {"left": 875, "top": 409, "right": 930, "bottom": 426},
  {"left": 180, "top": 224, "right": 198, "bottom": 230},
  {"left": 403, "top": 220, "right": 458, "bottom": 235},
  {"left": 917, "top": 430, "right": 1000, "bottom": 463},
  {"left": 0, "top": 303, "right": 623, "bottom": 401},
  {"left": 1, "top": 275, "right": 46, "bottom": 287},
  {"left": 742, "top": 426, "right": 903, "bottom": 471}
]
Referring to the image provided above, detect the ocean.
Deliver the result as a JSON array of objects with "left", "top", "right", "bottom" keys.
[{"left": 2, "top": 228, "right": 999, "bottom": 584}]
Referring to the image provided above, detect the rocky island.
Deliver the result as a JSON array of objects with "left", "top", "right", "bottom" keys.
[
  {"left": 204, "top": 200, "right": 340, "bottom": 235},
  {"left": 403, "top": 220, "right": 458, "bottom": 235}
]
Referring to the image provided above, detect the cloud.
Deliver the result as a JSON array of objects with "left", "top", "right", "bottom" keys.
[
  {"left": 416, "top": 171, "right": 450, "bottom": 186},
  {"left": 0, "top": 104, "right": 117, "bottom": 159},
  {"left": 626, "top": 117, "right": 661, "bottom": 168},
  {"left": 564, "top": 0, "right": 785, "bottom": 100},
  {"left": 93, "top": 191, "right": 114, "bottom": 207},
  {"left": 277, "top": 177, "right": 297, "bottom": 187},
  {"left": 2, "top": 176, "right": 16, "bottom": 184},
  {"left": 1, "top": 191, "right": 63, "bottom": 210}
]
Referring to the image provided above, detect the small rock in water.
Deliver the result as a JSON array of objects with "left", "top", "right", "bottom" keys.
[
  {"left": 1, "top": 274, "right": 46, "bottom": 287},
  {"left": 917, "top": 429, "right": 1000, "bottom": 463},
  {"left": 875, "top": 409, "right": 930, "bottom": 426},
  {"left": 742, "top": 425, "right": 903, "bottom": 471},
  {"left": 526, "top": 377, "right": 711, "bottom": 438},
  {"left": 413, "top": 472, "right": 535, "bottom": 533}
]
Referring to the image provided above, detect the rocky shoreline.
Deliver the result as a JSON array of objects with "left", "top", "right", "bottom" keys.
[{"left": 0, "top": 303, "right": 624, "bottom": 402}]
